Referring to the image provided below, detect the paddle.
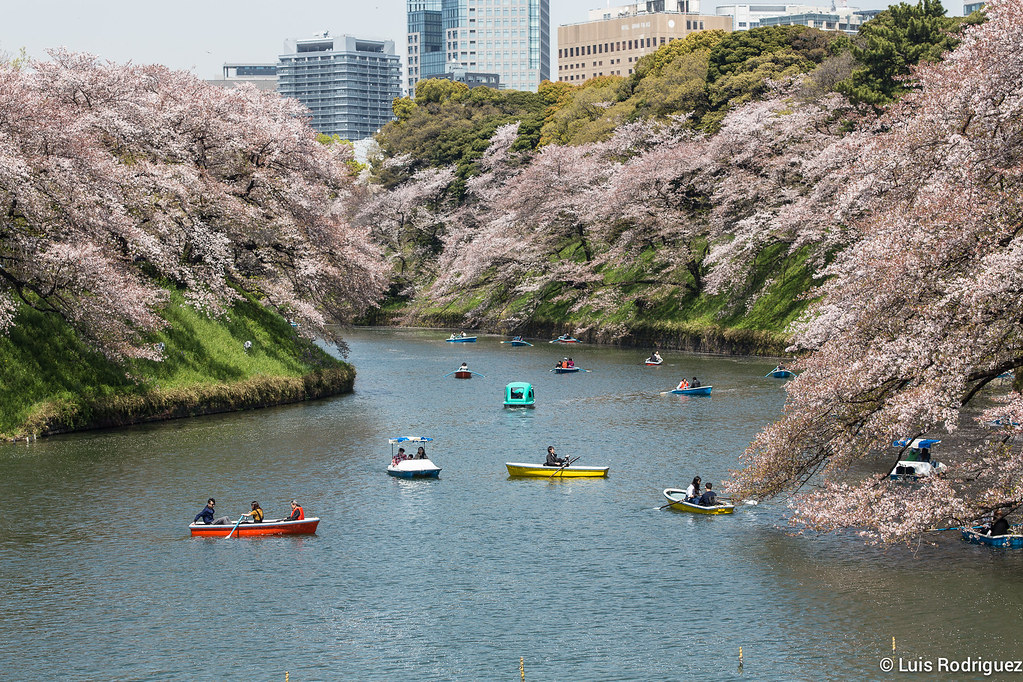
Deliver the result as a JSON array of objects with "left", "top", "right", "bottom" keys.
[
  {"left": 764, "top": 368, "right": 779, "bottom": 377},
  {"left": 225, "top": 515, "right": 246, "bottom": 539},
  {"left": 548, "top": 456, "right": 580, "bottom": 478}
]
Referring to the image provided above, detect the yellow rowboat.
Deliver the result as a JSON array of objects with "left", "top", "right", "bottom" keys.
[
  {"left": 662, "top": 488, "right": 735, "bottom": 514},
  {"left": 506, "top": 462, "right": 609, "bottom": 478}
]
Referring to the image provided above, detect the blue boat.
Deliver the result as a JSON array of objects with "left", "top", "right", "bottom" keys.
[
  {"left": 962, "top": 527, "right": 1023, "bottom": 549},
  {"left": 766, "top": 367, "right": 796, "bottom": 378},
  {"left": 668, "top": 385, "right": 712, "bottom": 395},
  {"left": 446, "top": 332, "right": 477, "bottom": 343},
  {"left": 504, "top": 382, "right": 535, "bottom": 408},
  {"left": 501, "top": 336, "right": 533, "bottom": 347},
  {"left": 550, "top": 334, "right": 580, "bottom": 344},
  {"left": 386, "top": 437, "right": 441, "bottom": 478},
  {"left": 552, "top": 366, "right": 582, "bottom": 374}
]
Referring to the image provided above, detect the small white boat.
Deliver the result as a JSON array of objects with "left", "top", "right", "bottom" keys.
[
  {"left": 387, "top": 436, "right": 441, "bottom": 479},
  {"left": 889, "top": 438, "right": 946, "bottom": 480}
]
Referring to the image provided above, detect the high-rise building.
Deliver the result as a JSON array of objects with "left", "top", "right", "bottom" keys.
[
  {"left": 407, "top": 0, "right": 550, "bottom": 94},
  {"left": 277, "top": 34, "right": 401, "bottom": 140},
  {"left": 408, "top": 0, "right": 446, "bottom": 91},
  {"left": 558, "top": 1, "right": 731, "bottom": 83}
]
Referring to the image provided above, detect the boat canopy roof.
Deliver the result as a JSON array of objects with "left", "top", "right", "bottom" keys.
[
  {"left": 505, "top": 381, "right": 532, "bottom": 389},
  {"left": 892, "top": 438, "right": 941, "bottom": 449},
  {"left": 389, "top": 436, "right": 434, "bottom": 444}
]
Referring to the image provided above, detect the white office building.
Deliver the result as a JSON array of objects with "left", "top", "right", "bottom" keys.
[
  {"left": 716, "top": 3, "right": 865, "bottom": 31},
  {"left": 277, "top": 34, "right": 401, "bottom": 140}
]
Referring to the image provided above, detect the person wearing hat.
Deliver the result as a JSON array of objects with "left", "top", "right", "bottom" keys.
[{"left": 193, "top": 498, "right": 232, "bottom": 525}]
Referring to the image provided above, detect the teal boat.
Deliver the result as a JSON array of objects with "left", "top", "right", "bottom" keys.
[{"left": 504, "top": 382, "right": 535, "bottom": 408}]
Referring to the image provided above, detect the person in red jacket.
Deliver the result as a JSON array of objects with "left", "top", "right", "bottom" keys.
[{"left": 288, "top": 500, "right": 305, "bottom": 521}]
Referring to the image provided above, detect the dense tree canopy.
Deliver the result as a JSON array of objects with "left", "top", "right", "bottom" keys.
[
  {"left": 836, "top": 0, "right": 976, "bottom": 106},
  {"left": 0, "top": 51, "right": 386, "bottom": 360},
  {"left": 731, "top": 0, "right": 1023, "bottom": 542}
]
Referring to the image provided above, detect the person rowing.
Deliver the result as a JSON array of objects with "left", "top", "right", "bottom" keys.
[{"left": 545, "top": 446, "right": 568, "bottom": 467}]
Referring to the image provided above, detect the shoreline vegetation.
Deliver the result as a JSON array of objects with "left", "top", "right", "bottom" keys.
[{"left": 0, "top": 292, "right": 354, "bottom": 441}]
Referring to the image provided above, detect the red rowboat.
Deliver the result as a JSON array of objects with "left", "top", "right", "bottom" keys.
[
  {"left": 454, "top": 370, "right": 472, "bottom": 379},
  {"left": 189, "top": 517, "right": 320, "bottom": 537}
]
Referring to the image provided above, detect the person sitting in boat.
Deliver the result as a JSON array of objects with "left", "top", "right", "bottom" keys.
[
  {"left": 513, "top": 336, "right": 523, "bottom": 342},
  {"left": 676, "top": 379, "right": 690, "bottom": 390},
  {"left": 649, "top": 351, "right": 662, "bottom": 363},
  {"left": 194, "top": 498, "right": 232, "bottom": 525},
  {"left": 697, "top": 483, "right": 719, "bottom": 507},
  {"left": 690, "top": 377, "right": 701, "bottom": 388},
  {"left": 988, "top": 510, "right": 1010, "bottom": 536},
  {"left": 391, "top": 447, "right": 407, "bottom": 466},
  {"left": 558, "top": 358, "right": 568, "bottom": 369},
  {"left": 567, "top": 358, "right": 575, "bottom": 368},
  {"left": 685, "top": 477, "right": 701, "bottom": 502},
  {"left": 416, "top": 446, "right": 428, "bottom": 460},
  {"left": 459, "top": 362, "right": 469, "bottom": 371},
  {"left": 545, "top": 446, "right": 568, "bottom": 467},
  {"left": 242, "top": 500, "right": 263, "bottom": 523},
  {"left": 287, "top": 500, "right": 305, "bottom": 521}
]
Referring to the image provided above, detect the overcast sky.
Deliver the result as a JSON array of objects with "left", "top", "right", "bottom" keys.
[{"left": 3, "top": 0, "right": 959, "bottom": 85}]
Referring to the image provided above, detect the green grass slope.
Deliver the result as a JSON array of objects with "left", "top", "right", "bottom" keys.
[
  {"left": 391, "top": 242, "right": 819, "bottom": 355},
  {"left": 0, "top": 292, "right": 352, "bottom": 439}
]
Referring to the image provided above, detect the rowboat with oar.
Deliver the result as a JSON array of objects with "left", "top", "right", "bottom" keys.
[
  {"left": 189, "top": 517, "right": 320, "bottom": 537},
  {"left": 446, "top": 332, "right": 477, "bottom": 342},
  {"left": 550, "top": 334, "right": 580, "bottom": 344},
  {"left": 766, "top": 366, "right": 796, "bottom": 378},
  {"left": 667, "top": 385, "right": 712, "bottom": 395},
  {"left": 962, "top": 527, "right": 1023, "bottom": 549},
  {"left": 662, "top": 489, "right": 734, "bottom": 514},
  {"left": 645, "top": 355, "right": 663, "bottom": 366},
  {"left": 444, "top": 366, "right": 485, "bottom": 379},
  {"left": 387, "top": 436, "right": 441, "bottom": 479},
  {"left": 552, "top": 363, "right": 582, "bottom": 374},
  {"left": 501, "top": 336, "right": 533, "bottom": 347},
  {"left": 506, "top": 462, "right": 609, "bottom": 477}
]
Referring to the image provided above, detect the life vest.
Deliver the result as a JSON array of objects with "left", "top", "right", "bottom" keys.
[{"left": 294, "top": 505, "right": 305, "bottom": 520}]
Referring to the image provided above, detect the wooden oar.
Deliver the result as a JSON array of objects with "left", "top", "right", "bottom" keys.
[
  {"left": 470, "top": 371, "right": 487, "bottom": 378},
  {"left": 548, "top": 456, "right": 579, "bottom": 478},
  {"left": 225, "top": 515, "right": 246, "bottom": 539}
]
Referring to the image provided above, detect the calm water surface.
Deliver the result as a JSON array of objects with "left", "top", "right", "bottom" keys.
[{"left": 1, "top": 328, "right": 1021, "bottom": 680}]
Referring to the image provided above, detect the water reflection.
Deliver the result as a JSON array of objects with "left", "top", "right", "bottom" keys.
[{"left": 0, "top": 328, "right": 1020, "bottom": 679}]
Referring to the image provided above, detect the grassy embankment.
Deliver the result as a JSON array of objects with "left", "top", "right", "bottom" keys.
[
  {"left": 0, "top": 292, "right": 353, "bottom": 440},
  {"left": 373, "top": 241, "right": 820, "bottom": 355}
]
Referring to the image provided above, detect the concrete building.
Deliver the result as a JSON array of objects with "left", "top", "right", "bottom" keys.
[
  {"left": 407, "top": 0, "right": 550, "bottom": 95},
  {"left": 439, "top": 68, "right": 500, "bottom": 88},
  {"left": 207, "top": 63, "right": 278, "bottom": 91},
  {"left": 277, "top": 34, "right": 401, "bottom": 140},
  {"left": 558, "top": 1, "right": 731, "bottom": 83},
  {"left": 716, "top": 3, "right": 865, "bottom": 31},
  {"left": 963, "top": 1, "right": 984, "bottom": 12}
]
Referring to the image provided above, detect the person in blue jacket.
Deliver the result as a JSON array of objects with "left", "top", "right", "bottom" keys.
[{"left": 194, "top": 498, "right": 231, "bottom": 525}]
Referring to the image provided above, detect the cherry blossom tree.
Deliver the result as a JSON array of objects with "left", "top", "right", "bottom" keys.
[
  {"left": 730, "top": 0, "right": 1023, "bottom": 542},
  {"left": 0, "top": 51, "right": 386, "bottom": 359}
]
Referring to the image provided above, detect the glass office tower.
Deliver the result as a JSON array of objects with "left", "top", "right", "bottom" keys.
[{"left": 408, "top": 0, "right": 549, "bottom": 93}]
